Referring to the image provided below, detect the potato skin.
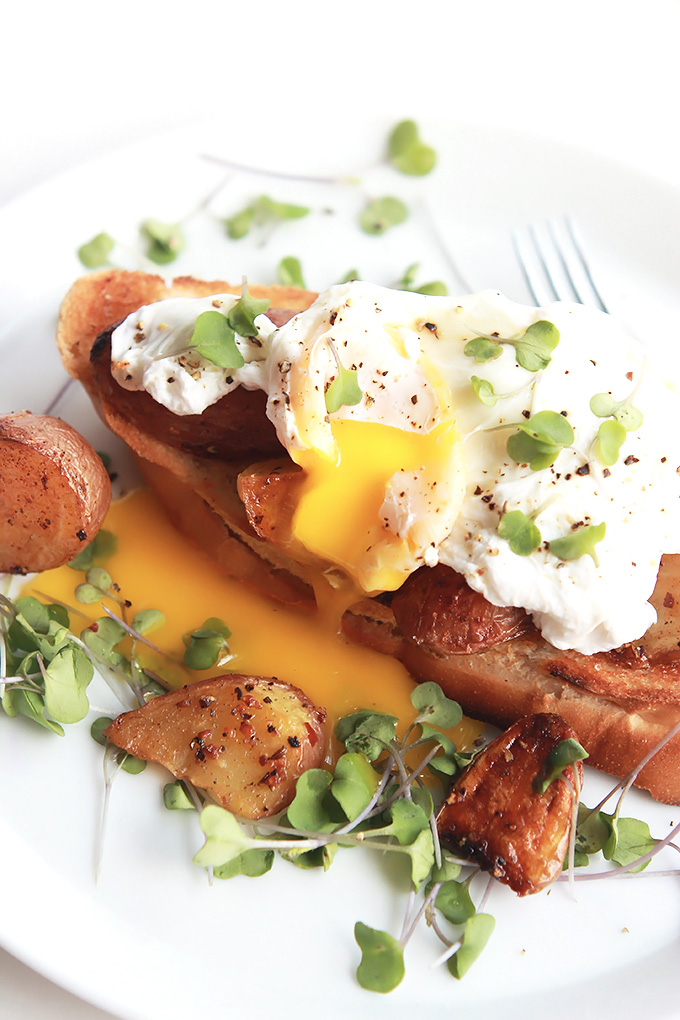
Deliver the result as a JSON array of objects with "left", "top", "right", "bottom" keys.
[
  {"left": 436, "top": 713, "right": 582, "bottom": 895},
  {"left": 391, "top": 563, "right": 532, "bottom": 655},
  {"left": 104, "top": 674, "right": 327, "bottom": 820},
  {"left": 0, "top": 411, "right": 111, "bottom": 573}
]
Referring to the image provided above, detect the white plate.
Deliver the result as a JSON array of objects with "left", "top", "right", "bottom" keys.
[{"left": 2, "top": 118, "right": 680, "bottom": 1020}]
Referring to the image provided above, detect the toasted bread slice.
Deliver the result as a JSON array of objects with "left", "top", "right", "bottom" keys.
[{"left": 56, "top": 270, "right": 680, "bottom": 803}]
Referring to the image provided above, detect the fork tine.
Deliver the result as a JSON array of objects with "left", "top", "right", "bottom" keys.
[
  {"left": 511, "top": 230, "right": 553, "bottom": 306},
  {"left": 513, "top": 217, "right": 609, "bottom": 312},
  {"left": 564, "top": 216, "right": 609, "bottom": 313}
]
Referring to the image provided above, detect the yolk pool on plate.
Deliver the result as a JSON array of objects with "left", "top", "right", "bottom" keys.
[{"left": 26, "top": 487, "right": 481, "bottom": 752}]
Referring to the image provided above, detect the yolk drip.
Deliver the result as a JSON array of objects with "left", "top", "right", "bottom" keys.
[
  {"left": 25, "top": 488, "right": 481, "bottom": 753},
  {"left": 291, "top": 417, "right": 460, "bottom": 594}
]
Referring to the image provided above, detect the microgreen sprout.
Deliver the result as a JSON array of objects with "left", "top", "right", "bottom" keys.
[
  {"left": 593, "top": 419, "right": 627, "bottom": 466},
  {"left": 77, "top": 232, "right": 115, "bottom": 269},
  {"left": 188, "top": 310, "right": 245, "bottom": 370},
  {"left": 277, "top": 255, "right": 306, "bottom": 289},
  {"left": 590, "top": 389, "right": 643, "bottom": 432},
  {"left": 534, "top": 738, "right": 589, "bottom": 795},
  {"left": 140, "top": 218, "right": 185, "bottom": 265},
  {"left": 183, "top": 617, "right": 232, "bottom": 670},
  {"left": 492, "top": 410, "right": 574, "bottom": 471},
  {"left": 497, "top": 509, "right": 543, "bottom": 556},
  {"left": 324, "top": 339, "right": 363, "bottom": 414},
  {"left": 548, "top": 521, "right": 606, "bottom": 566},
  {"left": 227, "top": 280, "right": 271, "bottom": 338},
  {"left": 68, "top": 529, "right": 117, "bottom": 571},
  {"left": 387, "top": 120, "right": 437, "bottom": 177},
  {"left": 359, "top": 197, "right": 408, "bottom": 236},
  {"left": 394, "top": 263, "right": 447, "bottom": 296},
  {"left": 225, "top": 195, "right": 309, "bottom": 242},
  {"left": 471, "top": 375, "right": 497, "bottom": 407},
  {"left": 464, "top": 320, "right": 560, "bottom": 373}
]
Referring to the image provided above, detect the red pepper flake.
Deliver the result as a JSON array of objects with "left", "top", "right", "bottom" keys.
[
  {"left": 664, "top": 592, "right": 675, "bottom": 609},
  {"left": 240, "top": 721, "right": 256, "bottom": 739},
  {"left": 305, "top": 722, "right": 318, "bottom": 746}
]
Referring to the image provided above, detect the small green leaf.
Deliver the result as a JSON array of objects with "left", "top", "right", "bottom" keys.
[
  {"left": 163, "top": 781, "right": 196, "bottom": 810},
  {"left": 225, "top": 206, "right": 254, "bottom": 239},
  {"left": 280, "top": 843, "right": 337, "bottom": 871},
  {"left": 471, "top": 376, "right": 498, "bottom": 406},
  {"left": 435, "top": 879, "right": 476, "bottom": 925},
  {"left": 336, "top": 711, "right": 398, "bottom": 762},
  {"left": 140, "top": 218, "right": 185, "bottom": 264},
  {"left": 86, "top": 566, "right": 112, "bottom": 591},
  {"left": 277, "top": 256, "right": 306, "bottom": 289},
  {"left": 338, "top": 268, "right": 360, "bottom": 284},
  {"left": 132, "top": 609, "right": 166, "bottom": 635},
  {"left": 405, "top": 827, "right": 435, "bottom": 890},
  {"left": 225, "top": 196, "right": 309, "bottom": 239},
  {"left": 325, "top": 350, "right": 363, "bottom": 415},
  {"left": 498, "top": 510, "right": 542, "bottom": 556},
  {"left": 464, "top": 337, "right": 502, "bottom": 363},
  {"left": 590, "top": 391, "right": 643, "bottom": 431},
  {"left": 287, "top": 769, "right": 335, "bottom": 832},
  {"left": 78, "top": 233, "right": 114, "bottom": 269},
  {"left": 415, "top": 280, "right": 448, "bottom": 296},
  {"left": 68, "top": 529, "right": 117, "bottom": 571},
  {"left": 593, "top": 419, "right": 627, "bottom": 466},
  {"left": 183, "top": 618, "right": 231, "bottom": 669},
  {"left": 354, "top": 922, "right": 405, "bottom": 993},
  {"left": 418, "top": 722, "right": 457, "bottom": 755},
  {"left": 575, "top": 804, "right": 612, "bottom": 855},
  {"left": 359, "top": 197, "right": 408, "bottom": 236},
  {"left": 505, "top": 410, "right": 574, "bottom": 471},
  {"left": 447, "top": 913, "right": 495, "bottom": 979},
  {"left": 188, "top": 310, "right": 244, "bottom": 370},
  {"left": 533, "top": 737, "right": 588, "bottom": 794},
  {"left": 193, "top": 805, "right": 252, "bottom": 868},
  {"left": 607, "top": 817, "right": 656, "bottom": 872},
  {"left": 548, "top": 522, "right": 606, "bottom": 566},
  {"left": 42, "top": 645, "right": 94, "bottom": 724},
  {"left": 512, "top": 320, "right": 560, "bottom": 372},
  {"left": 214, "top": 848, "right": 274, "bottom": 879},
  {"left": 330, "top": 753, "right": 380, "bottom": 821},
  {"left": 91, "top": 716, "right": 114, "bottom": 747},
  {"left": 119, "top": 753, "right": 147, "bottom": 775},
  {"left": 227, "top": 282, "right": 270, "bottom": 338},
  {"left": 1, "top": 687, "right": 64, "bottom": 735},
  {"left": 387, "top": 120, "right": 437, "bottom": 176},
  {"left": 410, "top": 681, "right": 462, "bottom": 729}
]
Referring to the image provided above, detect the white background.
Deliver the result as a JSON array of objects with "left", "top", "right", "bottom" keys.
[{"left": 2, "top": 0, "right": 680, "bottom": 1016}]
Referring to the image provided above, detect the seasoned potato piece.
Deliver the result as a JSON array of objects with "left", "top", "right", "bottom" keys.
[
  {"left": 436, "top": 713, "right": 582, "bottom": 895},
  {"left": 105, "top": 674, "right": 327, "bottom": 819},
  {"left": 0, "top": 411, "right": 111, "bottom": 573},
  {"left": 391, "top": 564, "right": 531, "bottom": 655},
  {"left": 237, "top": 460, "right": 303, "bottom": 546}
]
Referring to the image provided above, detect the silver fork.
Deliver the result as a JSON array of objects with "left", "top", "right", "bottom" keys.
[{"left": 512, "top": 216, "right": 609, "bottom": 312}]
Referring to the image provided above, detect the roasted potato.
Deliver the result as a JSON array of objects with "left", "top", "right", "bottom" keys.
[
  {"left": 436, "top": 713, "right": 582, "bottom": 895},
  {"left": 391, "top": 563, "right": 532, "bottom": 655},
  {"left": 105, "top": 674, "right": 327, "bottom": 819},
  {"left": 0, "top": 411, "right": 111, "bottom": 573}
]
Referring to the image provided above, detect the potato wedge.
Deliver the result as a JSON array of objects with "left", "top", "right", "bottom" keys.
[
  {"left": 0, "top": 411, "right": 111, "bottom": 573},
  {"left": 104, "top": 674, "right": 327, "bottom": 819},
  {"left": 436, "top": 713, "right": 582, "bottom": 895},
  {"left": 391, "top": 564, "right": 531, "bottom": 655}
]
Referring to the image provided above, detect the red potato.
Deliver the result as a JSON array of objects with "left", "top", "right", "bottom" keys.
[
  {"left": 436, "top": 713, "right": 582, "bottom": 895},
  {"left": 0, "top": 411, "right": 111, "bottom": 573},
  {"left": 105, "top": 674, "right": 327, "bottom": 820}
]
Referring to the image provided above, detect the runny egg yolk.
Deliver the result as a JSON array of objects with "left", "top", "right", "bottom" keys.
[
  {"left": 25, "top": 488, "right": 481, "bottom": 753},
  {"left": 290, "top": 417, "right": 464, "bottom": 595}
]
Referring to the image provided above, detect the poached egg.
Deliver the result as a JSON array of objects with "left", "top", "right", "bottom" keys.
[{"left": 110, "top": 281, "right": 680, "bottom": 654}]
